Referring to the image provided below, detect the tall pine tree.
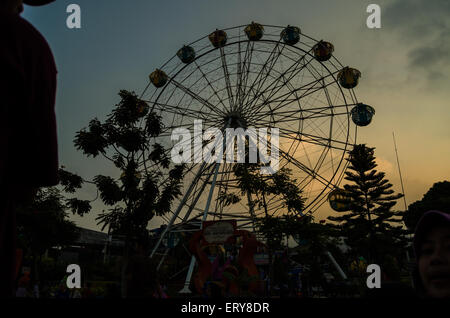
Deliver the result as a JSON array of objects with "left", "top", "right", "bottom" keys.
[{"left": 328, "top": 144, "right": 406, "bottom": 268}]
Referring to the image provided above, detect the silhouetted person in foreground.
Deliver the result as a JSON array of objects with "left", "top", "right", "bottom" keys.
[
  {"left": 413, "top": 210, "right": 450, "bottom": 298},
  {"left": 0, "top": 0, "right": 58, "bottom": 298}
]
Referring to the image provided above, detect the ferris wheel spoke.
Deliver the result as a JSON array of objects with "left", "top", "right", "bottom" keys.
[
  {"left": 249, "top": 131, "right": 332, "bottom": 188},
  {"left": 252, "top": 108, "right": 349, "bottom": 127},
  {"left": 158, "top": 128, "right": 217, "bottom": 140},
  {"left": 300, "top": 138, "right": 314, "bottom": 168},
  {"left": 244, "top": 54, "right": 315, "bottom": 118},
  {"left": 278, "top": 148, "right": 333, "bottom": 189},
  {"left": 235, "top": 40, "right": 245, "bottom": 113},
  {"left": 158, "top": 115, "right": 222, "bottom": 130},
  {"left": 254, "top": 113, "right": 332, "bottom": 128},
  {"left": 254, "top": 104, "right": 353, "bottom": 120},
  {"left": 214, "top": 162, "right": 235, "bottom": 219},
  {"left": 301, "top": 111, "right": 348, "bottom": 121},
  {"left": 252, "top": 71, "right": 339, "bottom": 118},
  {"left": 156, "top": 124, "right": 223, "bottom": 139},
  {"left": 280, "top": 129, "right": 335, "bottom": 147},
  {"left": 193, "top": 60, "right": 231, "bottom": 113},
  {"left": 267, "top": 200, "right": 289, "bottom": 217},
  {"left": 181, "top": 163, "right": 218, "bottom": 223},
  {"left": 236, "top": 40, "right": 256, "bottom": 111},
  {"left": 239, "top": 41, "right": 255, "bottom": 108},
  {"left": 246, "top": 66, "right": 336, "bottom": 119},
  {"left": 299, "top": 103, "right": 354, "bottom": 114},
  {"left": 248, "top": 44, "right": 287, "bottom": 106},
  {"left": 249, "top": 46, "right": 315, "bottom": 97},
  {"left": 235, "top": 40, "right": 243, "bottom": 111},
  {"left": 320, "top": 77, "right": 337, "bottom": 155},
  {"left": 239, "top": 40, "right": 285, "bottom": 113},
  {"left": 312, "top": 141, "right": 332, "bottom": 177},
  {"left": 219, "top": 47, "right": 235, "bottom": 111},
  {"left": 170, "top": 79, "right": 227, "bottom": 117},
  {"left": 277, "top": 126, "right": 348, "bottom": 151},
  {"left": 153, "top": 102, "right": 219, "bottom": 122},
  {"left": 246, "top": 41, "right": 309, "bottom": 106},
  {"left": 289, "top": 72, "right": 338, "bottom": 101},
  {"left": 213, "top": 162, "right": 227, "bottom": 217},
  {"left": 246, "top": 70, "right": 300, "bottom": 121},
  {"left": 250, "top": 103, "right": 348, "bottom": 122},
  {"left": 322, "top": 79, "right": 334, "bottom": 112}
]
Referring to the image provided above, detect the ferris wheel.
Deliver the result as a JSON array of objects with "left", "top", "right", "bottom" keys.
[{"left": 140, "top": 23, "right": 375, "bottom": 253}]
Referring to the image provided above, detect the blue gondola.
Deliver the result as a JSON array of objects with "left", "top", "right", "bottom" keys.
[
  {"left": 351, "top": 103, "right": 375, "bottom": 126},
  {"left": 177, "top": 45, "right": 196, "bottom": 64},
  {"left": 281, "top": 25, "right": 300, "bottom": 45}
]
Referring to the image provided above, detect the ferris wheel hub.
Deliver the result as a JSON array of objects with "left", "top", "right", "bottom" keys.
[{"left": 224, "top": 111, "right": 248, "bottom": 129}]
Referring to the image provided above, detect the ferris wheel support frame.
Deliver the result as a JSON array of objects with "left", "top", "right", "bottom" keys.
[
  {"left": 157, "top": 166, "right": 216, "bottom": 271},
  {"left": 179, "top": 119, "right": 231, "bottom": 293},
  {"left": 149, "top": 159, "right": 209, "bottom": 258}
]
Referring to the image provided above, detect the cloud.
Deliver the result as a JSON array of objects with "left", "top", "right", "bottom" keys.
[
  {"left": 384, "top": 0, "right": 449, "bottom": 36},
  {"left": 375, "top": 157, "right": 394, "bottom": 174},
  {"left": 384, "top": 0, "right": 450, "bottom": 81}
]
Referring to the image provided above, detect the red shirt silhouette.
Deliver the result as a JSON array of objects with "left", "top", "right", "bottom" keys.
[{"left": 0, "top": 12, "right": 58, "bottom": 297}]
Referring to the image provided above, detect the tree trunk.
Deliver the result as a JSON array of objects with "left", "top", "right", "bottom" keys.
[
  {"left": 262, "top": 192, "right": 274, "bottom": 296},
  {"left": 364, "top": 192, "right": 375, "bottom": 263},
  {"left": 32, "top": 253, "right": 40, "bottom": 283},
  {"left": 121, "top": 236, "right": 130, "bottom": 298}
]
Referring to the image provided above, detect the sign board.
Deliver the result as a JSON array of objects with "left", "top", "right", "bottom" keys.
[{"left": 202, "top": 220, "right": 236, "bottom": 244}]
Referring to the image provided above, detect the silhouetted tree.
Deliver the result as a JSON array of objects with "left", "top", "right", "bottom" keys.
[
  {"left": 225, "top": 164, "right": 306, "bottom": 294},
  {"left": 70, "top": 90, "right": 185, "bottom": 297},
  {"left": 327, "top": 144, "right": 406, "bottom": 268},
  {"left": 16, "top": 187, "right": 79, "bottom": 282},
  {"left": 403, "top": 181, "right": 450, "bottom": 231}
]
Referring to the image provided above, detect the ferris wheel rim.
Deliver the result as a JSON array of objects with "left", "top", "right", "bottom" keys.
[{"left": 142, "top": 24, "right": 359, "bottom": 221}]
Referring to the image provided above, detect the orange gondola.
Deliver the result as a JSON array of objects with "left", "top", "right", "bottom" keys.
[
  {"left": 337, "top": 67, "right": 361, "bottom": 89},
  {"left": 209, "top": 29, "right": 228, "bottom": 48},
  {"left": 313, "top": 41, "right": 334, "bottom": 62}
]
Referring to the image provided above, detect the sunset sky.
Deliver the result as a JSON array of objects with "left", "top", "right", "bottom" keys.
[{"left": 23, "top": 0, "right": 450, "bottom": 231}]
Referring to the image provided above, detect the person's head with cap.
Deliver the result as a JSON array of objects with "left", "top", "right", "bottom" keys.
[
  {"left": 413, "top": 210, "right": 450, "bottom": 298},
  {"left": 0, "top": 0, "right": 54, "bottom": 15}
]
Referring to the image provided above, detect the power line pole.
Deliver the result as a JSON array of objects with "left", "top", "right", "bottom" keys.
[
  {"left": 393, "top": 131, "right": 413, "bottom": 287},
  {"left": 392, "top": 131, "right": 408, "bottom": 211}
]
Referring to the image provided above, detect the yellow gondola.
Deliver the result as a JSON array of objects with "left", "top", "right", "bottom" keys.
[
  {"left": 244, "top": 22, "right": 264, "bottom": 41},
  {"left": 328, "top": 188, "right": 352, "bottom": 212},
  {"left": 136, "top": 100, "right": 149, "bottom": 117},
  {"left": 149, "top": 69, "right": 168, "bottom": 88}
]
